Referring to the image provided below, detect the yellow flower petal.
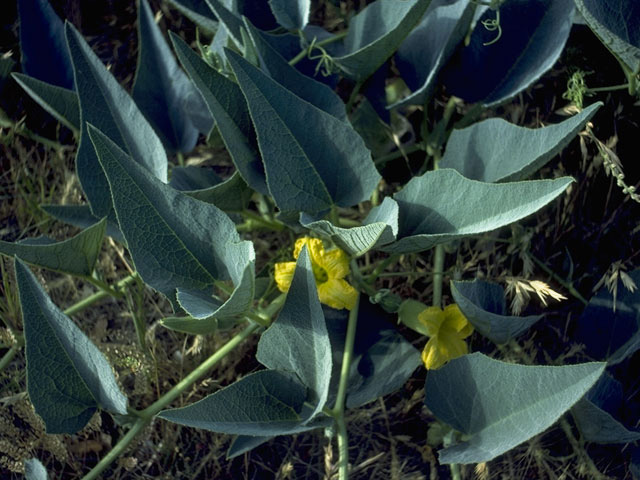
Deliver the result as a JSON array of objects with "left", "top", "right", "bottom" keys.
[
  {"left": 443, "top": 304, "right": 469, "bottom": 333},
  {"left": 418, "top": 306, "right": 446, "bottom": 337},
  {"left": 293, "top": 237, "right": 325, "bottom": 266},
  {"left": 274, "top": 262, "right": 296, "bottom": 292},
  {"left": 321, "top": 248, "right": 350, "bottom": 279},
  {"left": 317, "top": 278, "right": 358, "bottom": 310},
  {"left": 421, "top": 337, "right": 448, "bottom": 370}
]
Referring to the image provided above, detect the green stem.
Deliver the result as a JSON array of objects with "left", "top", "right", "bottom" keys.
[
  {"left": 328, "top": 292, "right": 360, "bottom": 480},
  {"left": 345, "top": 81, "right": 363, "bottom": 114},
  {"left": 81, "top": 322, "right": 260, "bottom": 480},
  {"left": 288, "top": 32, "right": 347, "bottom": 67},
  {"left": 240, "top": 210, "right": 285, "bottom": 231},
  {"left": 586, "top": 83, "right": 630, "bottom": 93},
  {"left": 374, "top": 144, "right": 423, "bottom": 166},
  {"left": 529, "top": 255, "right": 588, "bottom": 305},
  {"left": 0, "top": 344, "right": 20, "bottom": 372},
  {"left": 82, "top": 275, "right": 123, "bottom": 298},
  {"left": 64, "top": 273, "right": 139, "bottom": 316},
  {"left": 367, "top": 254, "right": 400, "bottom": 283},
  {"left": 176, "top": 152, "right": 185, "bottom": 167},
  {"left": 432, "top": 245, "right": 445, "bottom": 308}
]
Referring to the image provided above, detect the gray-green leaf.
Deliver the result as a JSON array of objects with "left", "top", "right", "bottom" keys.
[
  {"left": 0, "top": 219, "right": 105, "bottom": 277},
  {"left": 165, "top": 0, "right": 219, "bottom": 33},
  {"left": 382, "top": 170, "right": 572, "bottom": 254},
  {"left": 257, "top": 247, "right": 331, "bottom": 420},
  {"left": 439, "top": 102, "right": 602, "bottom": 182},
  {"left": 16, "top": 258, "right": 128, "bottom": 434},
  {"left": 88, "top": 125, "right": 239, "bottom": 305},
  {"left": 268, "top": 0, "right": 309, "bottom": 30},
  {"left": 11, "top": 73, "right": 79, "bottom": 132},
  {"left": 171, "top": 33, "right": 268, "bottom": 194},
  {"left": 300, "top": 197, "right": 398, "bottom": 256},
  {"left": 334, "top": 0, "right": 433, "bottom": 81},
  {"left": 65, "top": 22, "right": 168, "bottom": 218},
  {"left": 451, "top": 279, "right": 542, "bottom": 345},
  {"left": 133, "top": 0, "right": 211, "bottom": 152},
  {"left": 158, "top": 370, "right": 307, "bottom": 435},
  {"left": 41, "top": 204, "right": 124, "bottom": 244},
  {"left": 227, "top": 50, "right": 381, "bottom": 214},
  {"left": 425, "top": 353, "right": 605, "bottom": 464},
  {"left": 24, "top": 458, "right": 48, "bottom": 480}
]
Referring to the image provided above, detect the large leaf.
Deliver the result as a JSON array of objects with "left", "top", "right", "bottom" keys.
[
  {"left": 41, "top": 204, "right": 124, "bottom": 243},
  {"left": 65, "top": 22, "right": 168, "bottom": 218},
  {"left": 24, "top": 458, "right": 48, "bottom": 480},
  {"left": 268, "top": 0, "right": 310, "bottom": 30},
  {"left": 205, "top": 0, "right": 244, "bottom": 48},
  {"left": 243, "top": 19, "right": 347, "bottom": 120},
  {"left": 0, "top": 218, "right": 106, "bottom": 277},
  {"left": 171, "top": 33, "right": 268, "bottom": 194},
  {"left": 88, "top": 126, "right": 240, "bottom": 304},
  {"left": 573, "top": 269, "right": 640, "bottom": 365},
  {"left": 133, "top": 0, "right": 211, "bottom": 153},
  {"left": 158, "top": 370, "right": 307, "bottom": 435},
  {"left": 572, "top": 373, "right": 640, "bottom": 444},
  {"left": 441, "top": 0, "right": 574, "bottom": 106},
  {"left": 440, "top": 102, "right": 602, "bottom": 182},
  {"left": 574, "top": 0, "right": 640, "bottom": 73},
  {"left": 226, "top": 50, "right": 381, "bottom": 214},
  {"left": 425, "top": 353, "right": 605, "bottom": 464},
  {"left": 382, "top": 169, "right": 572, "bottom": 254},
  {"left": 18, "top": 0, "right": 74, "bottom": 89},
  {"left": 393, "top": 0, "right": 475, "bottom": 108},
  {"left": 165, "top": 0, "right": 219, "bottom": 33},
  {"left": 12, "top": 73, "right": 79, "bottom": 132},
  {"left": 16, "top": 258, "right": 128, "bottom": 434},
  {"left": 334, "top": 0, "right": 433, "bottom": 81},
  {"left": 300, "top": 197, "right": 399, "bottom": 256},
  {"left": 257, "top": 247, "right": 332, "bottom": 420},
  {"left": 185, "top": 172, "right": 253, "bottom": 212},
  {"left": 451, "top": 279, "right": 542, "bottom": 345}
]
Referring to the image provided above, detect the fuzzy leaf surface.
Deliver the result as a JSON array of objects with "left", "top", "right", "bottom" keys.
[
  {"left": 440, "top": 103, "right": 601, "bottom": 182},
  {"left": 12, "top": 73, "right": 79, "bottom": 131},
  {"left": 165, "top": 0, "right": 218, "bottom": 32},
  {"left": 334, "top": 0, "right": 433, "bottom": 81},
  {"left": 451, "top": 279, "right": 542, "bottom": 345},
  {"left": 24, "top": 459, "right": 48, "bottom": 480},
  {"left": 16, "top": 258, "right": 128, "bottom": 434},
  {"left": 227, "top": 50, "right": 380, "bottom": 214},
  {"left": 268, "top": 0, "right": 310, "bottom": 30},
  {"left": 0, "top": 219, "right": 105, "bottom": 277},
  {"left": 171, "top": 33, "right": 267, "bottom": 194},
  {"left": 441, "top": 0, "right": 574, "bottom": 106},
  {"left": 425, "top": 353, "right": 605, "bottom": 464},
  {"left": 158, "top": 370, "right": 307, "bottom": 435},
  {"left": 41, "top": 205, "right": 124, "bottom": 243},
  {"left": 66, "top": 23, "right": 167, "bottom": 219},
  {"left": 88, "top": 126, "right": 239, "bottom": 304},
  {"left": 133, "top": 0, "right": 211, "bottom": 152},
  {"left": 257, "top": 247, "right": 331, "bottom": 420},
  {"left": 382, "top": 170, "right": 572, "bottom": 254}
]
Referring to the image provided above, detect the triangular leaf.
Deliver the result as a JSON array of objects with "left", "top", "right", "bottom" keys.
[
  {"left": 300, "top": 197, "right": 399, "bottom": 256},
  {"left": 165, "top": 0, "right": 219, "bottom": 33},
  {"left": 65, "top": 22, "right": 168, "bottom": 218},
  {"left": 41, "top": 204, "right": 124, "bottom": 243},
  {"left": 16, "top": 258, "right": 128, "bottom": 434},
  {"left": 257, "top": 246, "right": 331, "bottom": 420},
  {"left": 451, "top": 279, "right": 542, "bottom": 345},
  {"left": 243, "top": 19, "right": 347, "bottom": 120},
  {"left": 574, "top": 0, "right": 640, "bottom": 73},
  {"left": 171, "top": 33, "right": 268, "bottom": 194},
  {"left": 227, "top": 435, "right": 272, "bottom": 459},
  {"left": 88, "top": 125, "right": 240, "bottom": 305},
  {"left": 393, "top": 0, "right": 475, "bottom": 108},
  {"left": 382, "top": 170, "right": 572, "bottom": 254},
  {"left": 441, "top": 0, "right": 575, "bottom": 106},
  {"left": 439, "top": 102, "right": 602, "bottom": 182},
  {"left": 12, "top": 73, "right": 79, "bottom": 131},
  {"left": 0, "top": 218, "right": 106, "bottom": 277},
  {"left": 268, "top": 0, "right": 310, "bottom": 31},
  {"left": 18, "top": 0, "right": 74, "bottom": 89},
  {"left": 227, "top": 50, "right": 381, "bottom": 214},
  {"left": 158, "top": 370, "right": 307, "bottom": 435},
  {"left": 133, "top": 0, "right": 211, "bottom": 152},
  {"left": 333, "top": 0, "right": 432, "bottom": 81},
  {"left": 426, "top": 353, "right": 605, "bottom": 464},
  {"left": 205, "top": 0, "right": 245, "bottom": 48}
]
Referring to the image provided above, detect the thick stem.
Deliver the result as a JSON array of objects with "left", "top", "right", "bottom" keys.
[
  {"left": 432, "top": 244, "right": 445, "bottom": 308},
  {"left": 240, "top": 210, "right": 285, "bottom": 231},
  {"left": 64, "top": 273, "right": 139, "bottom": 316},
  {"left": 329, "top": 293, "right": 361, "bottom": 480}
]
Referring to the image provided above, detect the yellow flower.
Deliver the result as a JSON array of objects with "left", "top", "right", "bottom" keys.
[
  {"left": 274, "top": 237, "right": 358, "bottom": 310},
  {"left": 419, "top": 304, "right": 473, "bottom": 370}
]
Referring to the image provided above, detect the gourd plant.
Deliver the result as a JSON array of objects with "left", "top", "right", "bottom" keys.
[{"left": 2, "top": 0, "right": 639, "bottom": 478}]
